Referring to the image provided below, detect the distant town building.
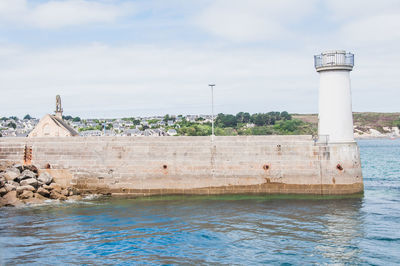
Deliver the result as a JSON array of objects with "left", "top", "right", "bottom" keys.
[
  {"left": 124, "top": 129, "right": 142, "bottom": 136},
  {"left": 80, "top": 130, "right": 102, "bottom": 137},
  {"left": 167, "top": 129, "right": 177, "bottom": 136}
]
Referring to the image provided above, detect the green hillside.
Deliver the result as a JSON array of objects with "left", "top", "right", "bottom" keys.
[{"left": 294, "top": 112, "right": 400, "bottom": 134}]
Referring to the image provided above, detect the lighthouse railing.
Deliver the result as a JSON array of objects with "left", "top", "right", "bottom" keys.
[{"left": 314, "top": 51, "right": 354, "bottom": 70}]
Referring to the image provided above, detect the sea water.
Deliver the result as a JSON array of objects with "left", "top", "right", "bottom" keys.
[{"left": 0, "top": 139, "right": 399, "bottom": 265}]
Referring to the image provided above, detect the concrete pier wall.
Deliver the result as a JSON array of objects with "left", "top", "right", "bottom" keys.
[{"left": 0, "top": 136, "right": 363, "bottom": 195}]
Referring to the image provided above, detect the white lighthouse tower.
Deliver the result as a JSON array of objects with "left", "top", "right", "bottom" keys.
[{"left": 314, "top": 50, "right": 355, "bottom": 143}]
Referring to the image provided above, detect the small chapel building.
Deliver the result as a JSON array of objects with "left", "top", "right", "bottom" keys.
[{"left": 28, "top": 95, "right": 78, "bottom": 138}]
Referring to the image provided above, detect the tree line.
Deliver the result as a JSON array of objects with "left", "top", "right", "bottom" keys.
[{"left": 216, "top": 111, "right": 292, "bottom": 128}]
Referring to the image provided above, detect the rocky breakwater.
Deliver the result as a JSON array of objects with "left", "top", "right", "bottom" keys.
[{"left": 0, "top": 163, "right": 81, "bottom": 207}]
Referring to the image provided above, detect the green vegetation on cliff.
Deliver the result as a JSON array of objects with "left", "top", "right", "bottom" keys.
[
  {"left": 352, "top": 112, "right": 400, "bottom": 132},
  {"left": 293, "top": 112, "right": 400, "bottom": 135}
]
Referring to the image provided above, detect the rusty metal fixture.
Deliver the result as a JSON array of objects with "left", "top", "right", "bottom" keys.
[
  {"left": 163, "top": 165, "right": 168, "bottom": 169},
  {"left": 23, "top": 145, "right": 32, "bottom": 165},
  {"left": 45, "top": 163, "right": 51, "bottom": 169},
  {"left": 336, "top": 164, "right": 343, "bottom": 171},
  {"left": 263, "top": 164, "right": 270, "bottom": 170}
]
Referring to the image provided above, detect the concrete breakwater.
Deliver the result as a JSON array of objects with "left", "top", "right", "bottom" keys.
[{"left": 0, "top": 135, "right": 363, "bottom": 196}]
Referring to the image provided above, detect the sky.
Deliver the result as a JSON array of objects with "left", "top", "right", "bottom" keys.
[{"left": 0, "top": 0, "right": 399, "bottom": 118}]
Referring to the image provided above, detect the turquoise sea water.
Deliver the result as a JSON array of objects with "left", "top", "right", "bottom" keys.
[{"left": 0, "top": 139, "right": 399, "bottom": 265}]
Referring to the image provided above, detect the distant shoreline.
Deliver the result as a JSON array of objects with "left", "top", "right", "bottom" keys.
[{"left": 355, "top": 135, "right": 399, "bottom": 140}]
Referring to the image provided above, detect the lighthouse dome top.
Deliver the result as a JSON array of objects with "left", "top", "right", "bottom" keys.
[{"left": 314, "top": 50, "right": 354, "bottom": 72}]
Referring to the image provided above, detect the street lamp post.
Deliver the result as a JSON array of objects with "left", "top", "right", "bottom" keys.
[{"left": 208, "top": 84, "right": 215, "bottom": 140}]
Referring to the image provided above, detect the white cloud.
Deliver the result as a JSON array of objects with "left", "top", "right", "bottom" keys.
[
  {"left": 323, "top": 0, "right": 400, "bottom": 46},
  {"left": 341, "top": 14, "right": 400, "bottom": 46},
  {"left": 195, "top": 0, "right": 317, "bottom": 42},
  {"left": 0, "top": 1, "right": 399, "bottom": 117},
  {"left": 0, "top": 43, "right": 317, "bottom": 117},
  {"left": 325, "top": 0, "right": 400, "bottom": 21},
  {"left": 0, "top": 0, "right": 133, "bottom": 29}
]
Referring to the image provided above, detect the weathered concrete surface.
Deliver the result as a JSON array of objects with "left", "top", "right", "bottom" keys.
[{"left": 0, "top": 136, "right": 363, "bottom": 195}]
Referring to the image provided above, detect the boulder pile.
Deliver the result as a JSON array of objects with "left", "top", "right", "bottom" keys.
[{"left": 0, "top": 163, "right": 81, "bottom": 207}]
